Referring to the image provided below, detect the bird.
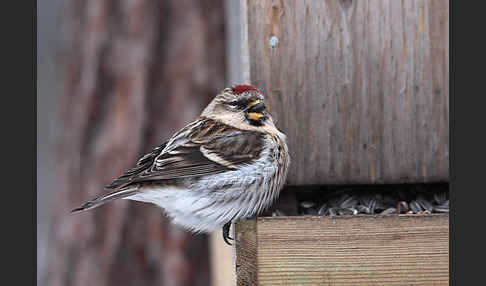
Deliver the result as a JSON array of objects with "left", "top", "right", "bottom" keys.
[{"left": 72, "top": 84, "right": 290, "bottom": 245}]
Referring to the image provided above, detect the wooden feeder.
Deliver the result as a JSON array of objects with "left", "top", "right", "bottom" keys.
[
  {"left": 236, "top": 215, "right": 448, "bottom": 285},
  {"left": 214, "top": 1, "right": 449, "bottom": 285}
]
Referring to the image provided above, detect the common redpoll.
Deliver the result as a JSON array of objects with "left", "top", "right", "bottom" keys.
[{"left": 72, "top": 85, "right": 290, "bottom": 245}]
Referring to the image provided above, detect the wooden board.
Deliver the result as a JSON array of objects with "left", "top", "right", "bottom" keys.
[
  {"left": 242, "top": 0, "right": 449, "bottom": 185},
  {"left": 235, "top": 214, "right": 449, "bottom": 286},
  {"left": 210, "top": 232, "right": 236, "bottom": 286}
]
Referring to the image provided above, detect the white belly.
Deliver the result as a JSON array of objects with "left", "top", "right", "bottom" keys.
[{"left": 125, "top": 158, "right": 279, "bottom": 233}]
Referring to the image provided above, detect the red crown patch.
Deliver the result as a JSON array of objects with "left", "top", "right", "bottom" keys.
[{"left": 232, "top": 85, "right": 262, "bottom": 95}]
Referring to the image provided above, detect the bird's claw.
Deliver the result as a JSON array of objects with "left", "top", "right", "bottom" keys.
[{"left": 222, "top": 222, "right": 233, "bottom": 246}]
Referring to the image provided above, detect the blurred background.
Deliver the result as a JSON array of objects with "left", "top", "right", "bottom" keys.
[
  {"left": 37, "top": 1, "right": 242, "bottom": 285},
  {"left": 38, "top": 1, "right": 449, "bottom": 285}
]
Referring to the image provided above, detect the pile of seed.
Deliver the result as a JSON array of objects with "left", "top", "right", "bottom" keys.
[{"left": 271, "top": 184, "right": 449, "bottom": 217}]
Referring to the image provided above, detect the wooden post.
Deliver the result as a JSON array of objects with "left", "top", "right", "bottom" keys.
[{"left": 244, "top": 0, "right": 449, "bottom": 185}]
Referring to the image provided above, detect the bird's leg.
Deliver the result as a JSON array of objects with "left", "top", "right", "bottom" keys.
[{"left": 222, "top": 221, "right": 233, "bottom": 246}]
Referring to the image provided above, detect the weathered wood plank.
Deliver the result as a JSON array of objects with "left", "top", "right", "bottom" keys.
[
  {"left": 236, "top": 214, "right": 449, "bottom": 286},
  {"left": 236, "top": 218, "right": 258, "bottom": 286},
  {"left": 243, "top": 0, "right": 449, "bottom": 184}
]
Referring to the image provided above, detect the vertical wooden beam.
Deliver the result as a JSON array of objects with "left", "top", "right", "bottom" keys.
[
  {"left": 210, "top": 233, "right": 236, "bottom": 286},
  {"left": 235, "top": 219, "right": 258, "bottom": 286}
]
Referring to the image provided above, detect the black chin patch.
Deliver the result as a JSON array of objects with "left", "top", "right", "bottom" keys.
[{"left": 247, "top": 116, "right": 266, "bottom": 126}]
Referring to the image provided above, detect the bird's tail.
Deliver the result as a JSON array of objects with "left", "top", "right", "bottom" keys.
[{"left": 71, "top": 187, "right": 139, "bottom": 213}]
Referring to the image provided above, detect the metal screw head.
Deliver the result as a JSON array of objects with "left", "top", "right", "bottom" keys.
[{"left": 269, "top": 36, "right": 279, "bottom": 48}]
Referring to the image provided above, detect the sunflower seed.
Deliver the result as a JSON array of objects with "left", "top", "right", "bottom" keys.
[
  {"left": 328, "top": 207, "right": 338, "bottom": 217},
  {"left": 433, "top": 192, "right": 448, "bottom": 205},
  {"left": 416, "top": 195, "right": 434, "bottom": 212},
  {"left": 356, "top": 205, "right": 371, "bottom": 214},
  {"left": 381, "top": 207, "right": 397, "bottom": 215},
  {"left": 409, "top": 200, "right": 423, "bottom": 213},
  {"left": 317, "top": 204, "right": 328, "bottom": 215},
  {"left": 397, "top": 201, "right": 409, "bottom": 214},
  {"left": 336, "top": 208, "right": 355, "bottom": 216},
  {"left": 433, "top": 204, "right": 449, "bottom": 213},
  {"left": 300, "top": 201, "right": 316, "bottom": 208},
  {"left": 340, "top": 196, "right": 358, "bottom": 208}
]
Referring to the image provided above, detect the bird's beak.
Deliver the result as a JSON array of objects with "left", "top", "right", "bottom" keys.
[
  {"left": 248, "top": 100, "right": 262, "bottom": 109},
  {"left": 247, "top": 112, "right": 264, "bottom": 121},
  {"left": 247, "top": 100, "right": 266, "bottom": 121}
]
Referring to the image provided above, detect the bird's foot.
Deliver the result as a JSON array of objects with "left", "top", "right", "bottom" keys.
[{"left": 222, "top": 221, "right": 233, "bottom": 246}]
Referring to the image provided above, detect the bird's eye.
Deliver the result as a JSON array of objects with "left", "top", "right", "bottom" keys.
[
  {"left": 227, "top": 99, "right": 248, "bottom": 110},
  {"left": 227, "top": 101, "right": 238, "bottom": 109}
]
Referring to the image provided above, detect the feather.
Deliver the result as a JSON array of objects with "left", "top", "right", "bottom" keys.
[
  {"left": 71, "top": 188, "right": 139, "bottom": 212},
  {"left": 104, "top": 117, "right": 265, "bottom": 189}
]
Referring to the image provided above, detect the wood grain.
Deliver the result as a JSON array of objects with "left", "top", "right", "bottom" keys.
[
  {"left": 236, "top": 214, "right": 449, "bottom": 286},
  {"left": 244, "top": 0, "right": 449, "bottom": 184},
  {"left": 236, "top": 218, "right": 258, "bottom": 286}
]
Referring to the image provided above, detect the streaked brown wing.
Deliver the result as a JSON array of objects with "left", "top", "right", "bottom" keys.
[
  {"left": 105, "top": 142, "right": 168, "bottom": 189},
  {"left": 105, "top": 118, "right": 265, "bottom": 189}
]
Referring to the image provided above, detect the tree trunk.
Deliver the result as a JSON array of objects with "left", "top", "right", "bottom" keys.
[{"left": 43, "top": 1, "right": 226, "bottom": 285}]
